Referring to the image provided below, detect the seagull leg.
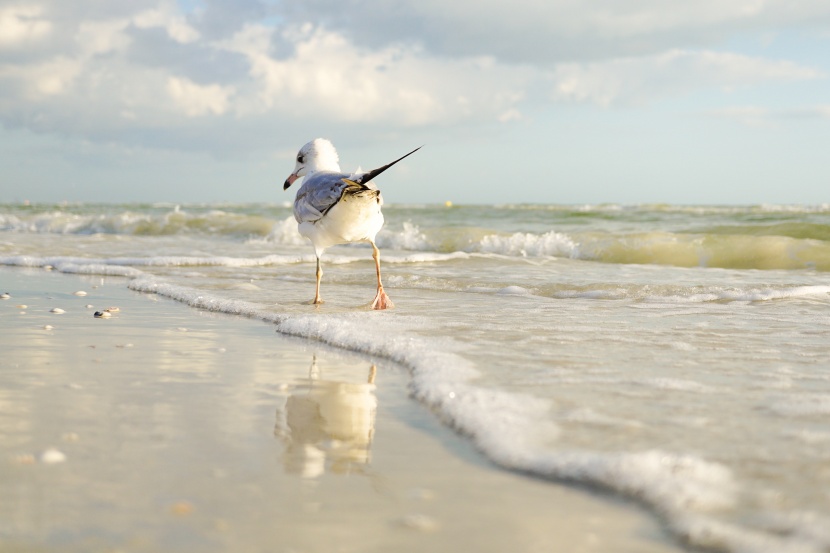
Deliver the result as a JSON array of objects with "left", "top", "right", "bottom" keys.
[
  {"left": 370, "top": 242, "right": 393, "bottom": 310},
  {"left": 311, "top": 255, "right": 324, "bottom": 305}
]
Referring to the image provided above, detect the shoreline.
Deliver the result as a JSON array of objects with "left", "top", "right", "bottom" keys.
[{"left": 1, "top": 266, "right": 681, "bottom": 552}]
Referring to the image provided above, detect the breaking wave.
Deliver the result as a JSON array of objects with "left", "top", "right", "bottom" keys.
[{"left": 3, "top": 203, "right": 830, "bottom": 271}]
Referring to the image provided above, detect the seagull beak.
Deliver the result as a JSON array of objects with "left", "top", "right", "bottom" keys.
[{"left": 283, "top": 173, "right": 298, "bottom": 190}]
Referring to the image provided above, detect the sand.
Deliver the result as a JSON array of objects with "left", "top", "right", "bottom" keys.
[{"left": 0, "top": 267, "right": 682, "bottom": 553}]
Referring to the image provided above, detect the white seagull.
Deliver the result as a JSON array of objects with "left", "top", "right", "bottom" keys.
[{"left": 283, "top": 138, "right": 420, "bottom": 309}]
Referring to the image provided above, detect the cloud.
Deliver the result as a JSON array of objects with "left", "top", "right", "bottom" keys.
[
  {"left": 167, "top": 76, "right": 234, "bottom": 116},
  {"left": 549, "top": 49, "right": 823, "bottom": 107},
  {"left": 0, "top": 5, "right": 52, "bottom": 47},
  {"left": 133, "top": 7, "right": 200, "bottom": 44},
  {"left": 278, "top": 0, "right": 830, "bottom": 63},
  {"left": 0, "top": 3, "right": 532, "bottom": 152},
  {"left": 219, "top": 23, "right": 530, "bottom": 125},
  {"left": 0, "top": 0, "right": 826, "bottom": 158}
]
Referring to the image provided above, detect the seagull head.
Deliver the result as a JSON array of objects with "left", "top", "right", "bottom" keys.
[{"left": 283, "top": 138, "right": 341, "bottom": 190}]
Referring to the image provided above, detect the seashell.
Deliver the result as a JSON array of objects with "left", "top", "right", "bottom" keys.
[
  {"left": 50, "top": 308, "right": 65, "bottom": 314},
  {"left": 40, "top": 448, "right": 67, "bottom": 464},
  {"left": 94, "top": 311, "right": 111, "bottom": 318}
]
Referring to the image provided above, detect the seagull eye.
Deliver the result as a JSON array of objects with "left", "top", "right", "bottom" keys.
[{"left": 297, "top": 154, "right": 304, "bottom": 163}]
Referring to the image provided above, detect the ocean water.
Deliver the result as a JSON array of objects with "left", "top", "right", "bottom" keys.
[{"left": 2, "top": 201, "right": 830, "bottom": 552}]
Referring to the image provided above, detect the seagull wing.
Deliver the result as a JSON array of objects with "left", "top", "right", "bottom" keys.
[{"left": 293, "top": 171, "right": 353, "bottom": 224}]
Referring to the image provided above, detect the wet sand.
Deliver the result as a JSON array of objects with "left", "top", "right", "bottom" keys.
[{"left": 0, "top": 267, "right": 682, "bottom": 553}]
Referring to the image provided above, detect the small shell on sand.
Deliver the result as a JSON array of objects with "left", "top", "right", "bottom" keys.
[
  {"left": 74, "top": 291, "right": 87, "bottom": 297},
  {"left": 85, "top": 304, "right": 94, "bottom": 309},
  {"left": 16, "top": 304, "right": 27, "bottom": 309},
  {"left": 105, "top": 306, "right": 120, "bottom": 313},
  {"left": 43, "top": 265, "right": 53, "bottom": 271},
  {"left": 0, "top": 293, "right": 10, "bottom": 299},
  {"left": 50, "top": 308, "right": 66, "bottom": 314},
  {"left": 177, "top": 327, "right": 188, "bottom": 332},
  {"left": 406, "top": 488, "right": 436, "bottom": 501},
  {"left": 396, "top": 514, "right": 439, "bottom": 533},
  {"left": 170, "top": 501, "right": 194, "bottom": 516},
  {"left": 43, "top": 325, "right": 54, "bottom": 330},
  {"left": 40, "top": 448, "right": 67, "bottom": 464},
  {"left": 94, "top": 311, "right": 112, "bottom": 318}
]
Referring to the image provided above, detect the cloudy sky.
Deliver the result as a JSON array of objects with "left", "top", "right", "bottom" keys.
[{"left": 1, "top": 0, "right": 829, "bottom": 205}]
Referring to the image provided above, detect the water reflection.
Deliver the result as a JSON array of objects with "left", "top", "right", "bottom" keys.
[{"left": 274, "top": 356, "right": 378, "bottom": 478}]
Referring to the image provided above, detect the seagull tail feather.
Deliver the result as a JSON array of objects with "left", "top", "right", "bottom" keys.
[{"left": 357, "top": 146, "right": 422, "bottom": 185}]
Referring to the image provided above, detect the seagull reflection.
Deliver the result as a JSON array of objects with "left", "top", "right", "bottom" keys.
[{"left": 275, "top": 356, "right": 377, "bottom": 478}]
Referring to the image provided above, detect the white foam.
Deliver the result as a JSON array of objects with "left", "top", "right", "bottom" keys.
[
  {"left": 642, "top": 285, "right": 830, "bottom": 304},
  {"left": 478, "top": 231, "right": 578, "bottom": 258},
  {"left": 376, "top": 221, "right": 431, "bottom": 251},
  {"left": 635, "top": 377, "right": 713, "bottom": 393},
  {"left": 6, "top": 251, "right": 476, "bottom": 268},
  {"left": 497, "top": 285, "right": 532, "bottom": 295},
  {"left": 767, "top": 395, "right": 830, "bottom": 417},
  {"left": 0, "top": 207, "right": 283, "bottom": 237},
  {"left": 262, "top": 216, "right": 306, "bottom": 246},
  {"left": 0, "top": 254, "right": 309, "bottom": 270}
]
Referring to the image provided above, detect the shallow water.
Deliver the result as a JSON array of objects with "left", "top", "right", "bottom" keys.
[
  {"left": 0, "top": 268, "right": 677, "bottom": 553},
  {"left": 2, "top": 202, "right": 830, "bottom": 552}
]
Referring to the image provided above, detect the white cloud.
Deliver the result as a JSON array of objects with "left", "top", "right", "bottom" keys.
[
  {"left": 167, "top": 76, "right": 234, "bottom": 116},
  {"left": 549, "top": 50, "right": 822, "bottom": 107},
  {"left": 0, "top": 5, "right": 52, "bottom": 46},
  {"left": 75, "top": 19, "right": 131, "bottom": 57},
  {"left": 278, "top": 0, "right": 830, "bottom": 63},
  {"left": 133, "top": 8, "right": 200, "bottom": 44},
  {"left": 206, "top": 23, "right": 531, "bottom": 125},
  {"left": 0, "top": 56, "right": 82, "bottom": 97}
]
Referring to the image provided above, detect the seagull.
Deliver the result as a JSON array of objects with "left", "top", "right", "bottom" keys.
[{"left": 283, "top": 138, "right": 420, "bottom": 310}]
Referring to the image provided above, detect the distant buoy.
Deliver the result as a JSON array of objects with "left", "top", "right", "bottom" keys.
[{"left": 444, "top": 201, "right": 453, "bottom": 208}]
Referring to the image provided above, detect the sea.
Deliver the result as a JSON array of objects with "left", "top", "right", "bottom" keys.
[{"left": 2, "top": 201, "right": 830, "bottom": 553}]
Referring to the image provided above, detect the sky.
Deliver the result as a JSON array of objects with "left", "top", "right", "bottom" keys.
[{"left": 1, "top": 0, "right": 829, "bottom": 205}]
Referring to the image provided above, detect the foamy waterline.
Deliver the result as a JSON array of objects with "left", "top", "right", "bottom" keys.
[{"left": 127, "top": 274, "right": 830, "bottom": 552}]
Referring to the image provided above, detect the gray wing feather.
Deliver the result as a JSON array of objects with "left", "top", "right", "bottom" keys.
[{"left": 293, "top": 172, "right": 349, "bottom": 224}]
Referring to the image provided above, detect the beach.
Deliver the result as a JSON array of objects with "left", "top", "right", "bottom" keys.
[
  {"left": 2, "top": 202, "right": 830, "bottom": 552},
  {"left": 1, "top": 267, "right": 679, "bottom": 553}
]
